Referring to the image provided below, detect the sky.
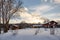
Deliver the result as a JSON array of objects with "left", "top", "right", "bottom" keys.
[
  {"left": 22, "top": 0, "right": 60, "bottom": 20},
  {"left": 10, "top": 0, "right": 60, "bottom": 24}
]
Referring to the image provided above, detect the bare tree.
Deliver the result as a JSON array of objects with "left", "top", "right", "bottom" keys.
[{"left": 0, "top": 0, "right": 23, "bottom": 33}]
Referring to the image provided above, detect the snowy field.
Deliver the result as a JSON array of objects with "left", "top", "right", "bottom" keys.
[{"left": 0, "top": 28, "right": 60, "bottom": 40}]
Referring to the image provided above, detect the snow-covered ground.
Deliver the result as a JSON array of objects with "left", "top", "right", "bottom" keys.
[{"left": 0, "top": 28, "right": 60, "bottom": 40}]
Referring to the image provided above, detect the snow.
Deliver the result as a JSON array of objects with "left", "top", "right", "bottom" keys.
[{"left": 0, "top": 28, "right": 60, "bottom": 40}]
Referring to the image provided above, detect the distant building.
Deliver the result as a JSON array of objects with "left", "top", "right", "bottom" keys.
[
  {"left": 43, "top": 21, "right": 58, "bottom": 28},
  {"left": 33, "top": 24, "right": 42, "bottom": 28}
]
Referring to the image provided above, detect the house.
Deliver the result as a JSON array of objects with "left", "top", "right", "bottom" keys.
[{"left": 43, "top": 21, "right": 58, "bottom": 28}]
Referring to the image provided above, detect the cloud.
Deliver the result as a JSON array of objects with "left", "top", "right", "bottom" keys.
[
  {"left": 10, "top": 7, "right": 49, "bottom": 24},
  {"left": 19, "top": 11, "right": 45, "bottom": 23},
  {"left": 54, "top": 0, "right": 60, "bottom": 4},
  {"left": 42, "top": 13, "right": 60, "bottom": 20},
  {"left": 29, "top": 5, "right": 51, "bottom": 12},
  {"left": 30, "top": 4, "right": 60, "bottom": 21},
  {"left": 43, "top": 0, "right": 60, "bottom": 4},
  {"left": 10, "top": 4, "right": 60, "bottom": 24}
]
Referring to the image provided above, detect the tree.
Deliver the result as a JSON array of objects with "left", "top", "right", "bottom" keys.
[
  {"left": 49, "top": 21, "right": 58, "bottom": 35},
  {"left": 0, "top": 0, "right": 23, "bottom": 33}
]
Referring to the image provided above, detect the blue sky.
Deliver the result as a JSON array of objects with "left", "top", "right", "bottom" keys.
[
  {"left": 22, "top": 0, "right": 41, "bottom": 7},
  {"left": 22, "top": 0, "right": 60, "bottom": 20}
]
